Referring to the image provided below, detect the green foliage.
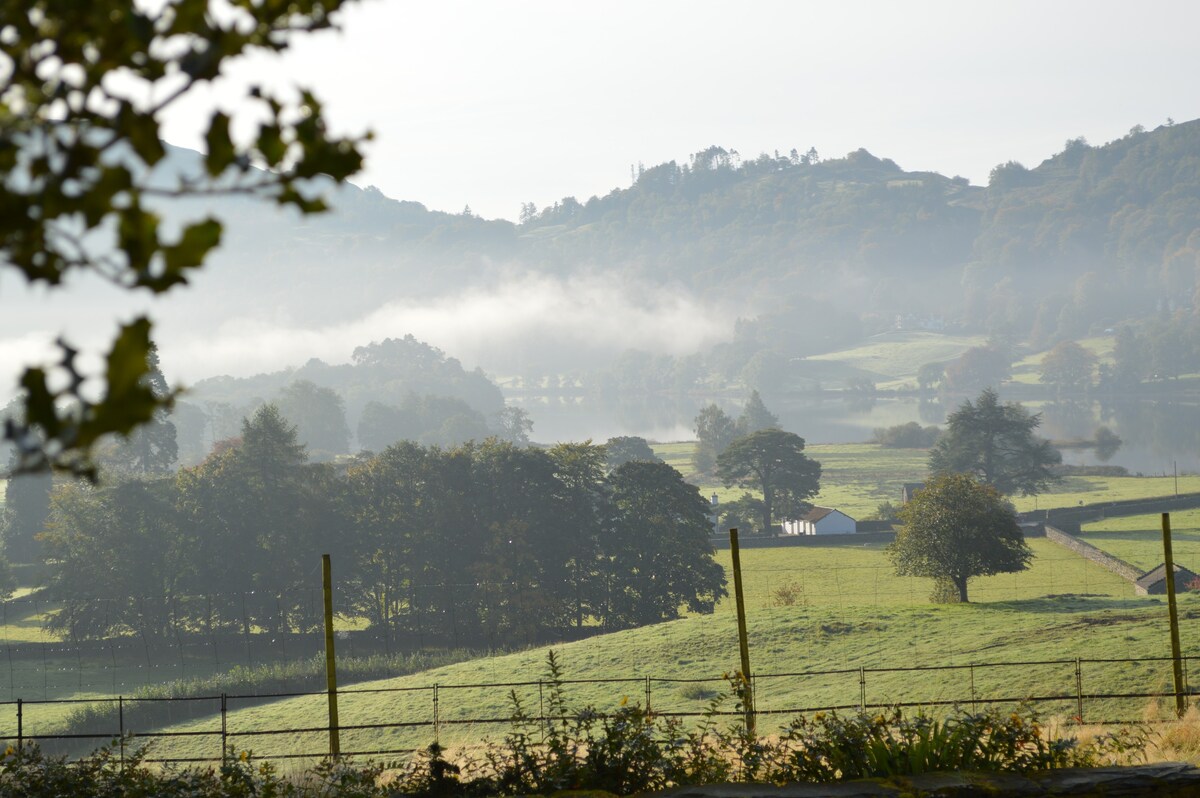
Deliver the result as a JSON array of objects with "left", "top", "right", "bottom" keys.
[
  {"left": 1, "top": 0, "right": 366, "bottom": 476},
  {"left": 943, "top": 346, "right": 1012, "bottom": 393},
  {"left": 601, "top": 436, "right": 660, "bottom": 471},
  {"left": 99, "top": 344, "right": 179, "bottom": 476},
  {"left": 1, "top": 450, "right": 51, "bottom": 562},
  {"left": 736, "top": 390, "right": 779, "bottom": 435},
  {"left": 1040, "top": 341, "right": 1098, "bottom": 396},
  {"left": 716, "top": 429, "right": 821, "bottom": 534},
  {"left": 692, "top": 404, "right": 737, "bottom": 476},
  {"left": 275, "top": 380, "right": 351, "bottom": 459},
  {"left": 889, "top": 473, "right": 1032, "bottom": 602},
  {"left": 929, "top": 389, "right": 1060, "bottom": 496}
]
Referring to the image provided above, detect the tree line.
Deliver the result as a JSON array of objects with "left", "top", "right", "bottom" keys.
[{"left": 37, "top": 407, "right": 727, "bottom": 644}]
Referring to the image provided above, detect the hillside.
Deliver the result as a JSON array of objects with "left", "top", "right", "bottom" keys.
[
  {"left": 13, "top": 120, "right": 1200, "bottom": 392},
  {"left": 125, "top": 559, "right": 1194, "bottom": 762}
]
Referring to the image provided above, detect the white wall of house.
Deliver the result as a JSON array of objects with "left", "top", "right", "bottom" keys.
[{"left": 783, "top": 509, "right": 857, "bottom": 535}]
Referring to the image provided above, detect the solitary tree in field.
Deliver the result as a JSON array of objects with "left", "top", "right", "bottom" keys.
[
  {"left": 888, "top": 473, "right": 1031, "bottom": 603},
  {"left": 929, "top": 389, "right": 1060, "bottom": 496},
  {"left": 716, "top": 429, "right": 821, "bottom": 534}
]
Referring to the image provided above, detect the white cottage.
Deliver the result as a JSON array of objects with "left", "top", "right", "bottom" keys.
[{"left": 783, "top": 506, "right": 857, "bottom": 536}]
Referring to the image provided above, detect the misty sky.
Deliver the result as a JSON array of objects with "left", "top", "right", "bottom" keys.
[{"left": 163, "top": 0, "right": 1200, "bottom": 221}]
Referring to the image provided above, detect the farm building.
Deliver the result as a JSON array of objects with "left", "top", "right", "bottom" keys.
[
  {"left": 901, "top": 483, "right": 925, "bottom": 503},
  {"left": 1135, "top": 563, "right": 1200, "bottom": 596},
  {"left": 783, "top": 507, "right": 857, "bottom": 536}
]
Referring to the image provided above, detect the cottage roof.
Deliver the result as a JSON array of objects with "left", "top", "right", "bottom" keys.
[
  {"left": 1135, "top": 563, "right": 1199, "bottom": 590},
  {"left": 802, "top": 506, "right": 835, "bottom": 523}
]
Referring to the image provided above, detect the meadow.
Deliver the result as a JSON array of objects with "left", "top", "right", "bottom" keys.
[
  {"left": 22, "top": 536, "right": 1193, "bottom": 764},
  {"left": 3, "top": 436, "right": 1198, "bottom": 764},
  {"left": 1081, "top": 509, "right": 1200, "bottom": 573}
]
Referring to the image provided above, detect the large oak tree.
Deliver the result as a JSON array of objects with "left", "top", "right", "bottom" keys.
[{"left": 889, "top": 473, "right": 1031, "bottom": 603}]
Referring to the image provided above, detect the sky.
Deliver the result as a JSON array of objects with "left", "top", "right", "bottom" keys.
[{"left": 161, "top": 0, "right": 1200, "bottom": 221}]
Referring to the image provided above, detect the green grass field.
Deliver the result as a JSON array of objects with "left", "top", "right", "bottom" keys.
[
  {"left": 67, "top": 538, "right": 1198, "bottom": 764},
  {"left": 4, "top": 439, "right": 1198, "bottom": 763},
  {"left": 803, "top": 331, "right": 986, "bottom": 384},
  {"left": 1081, "top": 509, "right": 1200, "bottom": 573}
]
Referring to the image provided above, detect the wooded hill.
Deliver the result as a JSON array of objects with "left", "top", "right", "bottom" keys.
[{"left": 195, "top": 120, "right": 1200, "bottom": 341}]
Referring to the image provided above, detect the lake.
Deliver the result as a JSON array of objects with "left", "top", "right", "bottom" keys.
[{"left": 510, "top": 391, "right": 1200, "bottom": 476}]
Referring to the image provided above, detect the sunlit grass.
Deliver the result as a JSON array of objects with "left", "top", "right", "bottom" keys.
[
  {"left": 1081, "top": 509, "right": 1200, "bottom": 572},
  {"left": 805, "top": 331, "right": 986, "bottom": 381}
]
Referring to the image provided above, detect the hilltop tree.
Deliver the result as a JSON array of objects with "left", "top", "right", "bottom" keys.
[
  {"left": 929, "top": 389, "right": 1060, "bottom": 496},
  {"left": 889, "top": 473, "right": 1031, "bottom": 603},
  {"left": 716, "top": 429, "right": 821, "bottom": 534},
  {"left": 1, "top": 0, "right": 365, "bottom": 476}
]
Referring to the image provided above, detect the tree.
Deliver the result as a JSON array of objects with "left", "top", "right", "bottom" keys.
[
  {"left": 275, "top": 380, "right": 351, "bottom": 459},
  {"left": 716, "top": 429, "right": 821, "bottom": 535},
  {"left": 1, "top": 452, "right": 52, "bottom": 562},
  {"left": 888, "top": 473, "right": 1031, "bottom": 603},
  {"left": 1039, "top": 341, "right": 1097, "bottom": 397},
  {"left": 928, "top": 389, "right": 1061, "bottom": 496},
  {"left": 605, "top": 460, "right": 727, "bottom": 626},
  {"left": 917, "top": 362, "right": 944, "bottom": 393},
  {"left": 105, "top": 345, "right": 179, "bottom": 475},
  {"left": 603, "top": 436, "right": 661, "bottom": 471},
  {"left": 737, "top": 390, "right": 780, "bottom": 435},
  {"left": 1, "top": 0, "right": 366, "bottom": 476},
  {"left": 942, "top": 347, "right": 1011, "bottom": 394},
  {"left": 693, "top": 404, "right": 737, "bottom": 474},
  {"left": 493, "top": 407, "right": 534, "bottom": 446}
]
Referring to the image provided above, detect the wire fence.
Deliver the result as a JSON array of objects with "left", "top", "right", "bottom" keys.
[{"left": 1, "top": 654, "right": 1196, "bottom": 766}]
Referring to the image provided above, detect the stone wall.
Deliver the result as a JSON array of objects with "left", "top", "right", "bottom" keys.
[{"left": 1043, "top": 525, "right": 1144, "bottom": 583}]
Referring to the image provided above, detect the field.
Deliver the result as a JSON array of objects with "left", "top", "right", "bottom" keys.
[
  {"left": 653, "top": 439, "right": 1200, "bottom": 521},
  {"left": 24, "top": 537, "right": 1195, "bottom": 764},
  {"left": 1081, "top": 509, "right": 1200, "bottom": 573},
  {"left": 5, "top": 441, "right": 1200, "bottom": 764},
  {"left": 801, "top": 331, "right": 986, "bottom": 389}
]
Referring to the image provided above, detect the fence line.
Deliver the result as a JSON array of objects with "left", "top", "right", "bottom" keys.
[{"left": 1, "top": 654, "right": 1195, "bottom": 765}]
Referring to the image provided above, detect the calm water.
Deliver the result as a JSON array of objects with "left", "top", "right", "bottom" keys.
[{"left": 512, "top": 392, "right": 1200, "bottom": 475}]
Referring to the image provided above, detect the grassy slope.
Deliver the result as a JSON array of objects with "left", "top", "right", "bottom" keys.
[
  {"left": 124, "top": 541, "right": 1192, "bottom": 762},
  {"left": 802, "top": 331, "right": 986, "bottom": 387}
]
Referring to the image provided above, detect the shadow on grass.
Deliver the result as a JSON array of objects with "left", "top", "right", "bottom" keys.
[
  {"left": 975, "top": 595, "right": 1159, "bottom": 614},
  {"left": 1080, "top": 529, "right": 1200, "bottom": 542}
]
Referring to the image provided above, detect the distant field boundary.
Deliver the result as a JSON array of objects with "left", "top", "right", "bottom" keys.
[{"left": 1022, "top": 491, "right": 1200, "bottom": 532}]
